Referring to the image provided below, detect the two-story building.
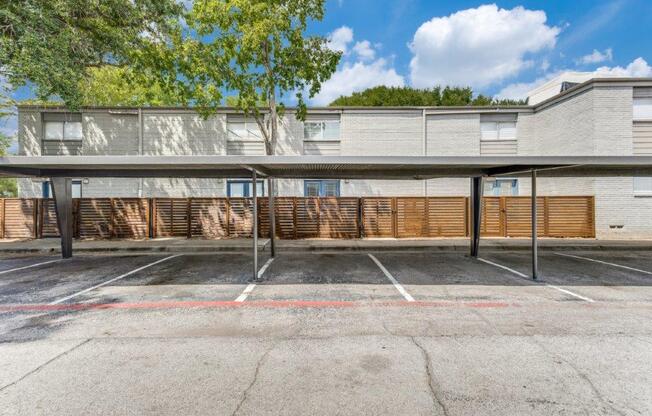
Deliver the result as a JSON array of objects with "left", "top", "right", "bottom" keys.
[{"left": 16, "top": 77, "right": 652, "bottom": 239}]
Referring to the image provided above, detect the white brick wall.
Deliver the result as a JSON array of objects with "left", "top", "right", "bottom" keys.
[{"left": 15, "top": 83, "right": 652, "bottom": 238}]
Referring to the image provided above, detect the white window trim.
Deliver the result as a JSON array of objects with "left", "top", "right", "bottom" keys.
[
  {"left": 480, "top": 121, "right": 517, "bottom": 142},
  {"left": 633, "top": 97, "right": 652, "bottom": 121},
  {"left": 44, "top": 120, "right": 83, "bottom": 141},
  {"left": 227, "top": 118, "right": 263, "bottom": 142},
  {"left": 303, "top": 120, "right": 341, "bottom": 141}
]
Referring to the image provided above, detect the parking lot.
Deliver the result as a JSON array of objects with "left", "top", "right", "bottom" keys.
[{"left": 1, "top": 248, "right": 651, "bottom": 415}]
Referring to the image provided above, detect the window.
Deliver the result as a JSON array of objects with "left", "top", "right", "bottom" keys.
[
  {"left": 304, "top": 180, "right": 340, "bottom": 197},
  {"left": 226, "top": 180, "right": 265, "bottom": 197},
  {"left": 303, "top": 120, "right": 340, "bottom": 140},
  {"left": 480, "top": 121, "right": 517, "bottom": 141},
  {"left": 227, "top": 118, "right": 262, "bottom": 140},
  {"left": 634, "top": 98, "right": 652, "bottom": 120},
  {"left": 634, "top": 177, "right": 652, "bottom": 195},
  {"left": 484, "top": 179, "right": 518, "bottom": 196},
  {"left": 42, "top": 181, "right": 82, "bottom": 198},
  {"left": 43, "top": 113, "right": 82, "bottom": 141}
]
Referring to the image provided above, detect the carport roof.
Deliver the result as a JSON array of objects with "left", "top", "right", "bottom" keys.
[{"left": 1, "top": 155, "right": 652, "bottom": 179}]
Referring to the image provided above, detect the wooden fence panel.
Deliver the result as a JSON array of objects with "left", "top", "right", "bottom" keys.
[
  {"left": 546, "top": 196, "right": 595, "bottom": 237},
  {"left": 396, "top": 197, "right": 427, "bottom": 238},
  {"left": 361, "top": 198, "right": 394, "bottom": 237},
  {"left": 0, "top": 196, "right": 597, "bottom": 240},
  {"left": 228, "top": 198, "right": 253, "bottom": 237},
  {"left": 319, "top": 197, "right": 359, "bottom": 238},
  {"left": 295, "top": 198, "right": 319, "bottom": 238},
  {"left": 40, "top": 199, "right": 60, "bottom": 237},
  {"left": 78, "top": 198, "right": 112, "bottom": 238},
  {"left": 190, "top": 198, "right": 229, "bottom": 238},
  {"left": 113, "top": 198, "right": 149, "bottom": 239},
  {"left": 480, "top": 197, "right": 502, "bottom": 237},
  {"left": 3, "top": 199, "right": 36, "bottom": 238},
  {"left": 504, "top": 197, "right": 546, "bottom": 237},
  {"left": 155, "top": 198, "right": 189, "bottom": 237},
  {"left": 427, "top": 197, "right": 468, "bottom": 237}
]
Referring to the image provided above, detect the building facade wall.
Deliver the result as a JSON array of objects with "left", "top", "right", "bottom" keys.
[{"left": 15, "top": 81, "right": 652, "bottom": 238}]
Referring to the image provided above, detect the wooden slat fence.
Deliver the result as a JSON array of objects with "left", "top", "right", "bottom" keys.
[{"left": 0, "top": 196, "right": 595, "bottom": 240}]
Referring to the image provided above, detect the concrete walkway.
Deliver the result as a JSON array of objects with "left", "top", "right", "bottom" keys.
[{"left": 1, "top": 237, "right": 652, "bottom": 254}]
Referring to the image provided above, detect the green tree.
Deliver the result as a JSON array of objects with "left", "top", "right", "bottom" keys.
[
  {"left": 329, "top": 86, "right": 527, "bottom": 106},
  {"left": 139, "top": 0, "right": 341, "bottom": 155},
  {"left": 0, "top": 131, "right": 17, "bottom": 197},
  {"left": 0, "top": 0, "right": 182, "bottom": 110},
  {"left": 78, "top": 66, "right": 182, "bottom": 107}
]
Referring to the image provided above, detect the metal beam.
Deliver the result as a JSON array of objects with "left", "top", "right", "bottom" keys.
[
  {"left": 268, "top": 178, "right": 276, "bottom": 258},
  {"left": 470, "top": 176, "right": 483, "bottom": 257},
  {"left": 531, "top": 170, "right": 538, "bottom": 280},
  {"left": 51, "top": 177, "right": 73, "bottom": 258},
  {"left": 252, "top": 170, "right": 259, "bottom": 281}
]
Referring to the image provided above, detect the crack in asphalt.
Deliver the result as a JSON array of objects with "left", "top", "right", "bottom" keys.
[
  {"left": 0, "top": 338, "right": 92, "bottom": 393},
  {"left": 230, "top": 343, "right": 276, "bottom": 416},
  {"left": 531, "top": 337, "right": 627, "bottom": 416},
  {"left": 411, "top": 336, "right": 450, "bottom": 416}
]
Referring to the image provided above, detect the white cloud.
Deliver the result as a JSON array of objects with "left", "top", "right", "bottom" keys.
[
  {"left": 311, "top": 58, "right": 405, "bottom": 105},
  {"left": 577, "top": 48, "right": 613, "bottom": 65},
  {"left": 496, "top": 57, "right": 652, "bottom": 100},
  {"left": 327, "top": 26, "right": 353, "bottom": 54},
  {"left": 409, "top": 4, "right": 560, "bottom": 88},
  {"left": 352, "top": 40, "right": 376, "bottom": 61},
  {"left": 594, "top": 57, "right": 652, "bottom": 77}
]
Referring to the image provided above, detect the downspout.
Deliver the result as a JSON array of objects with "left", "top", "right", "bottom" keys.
[
  {"left": 422, "top": 109, "right": 427, "bottom": 196},
  {"left": 138, "top": 108, "right": 144, "bottom": 198}
]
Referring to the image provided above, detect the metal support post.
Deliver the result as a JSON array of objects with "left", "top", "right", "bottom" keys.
[
  {"left": 268, "top": 178, "right": 276, "bottom": 257},
  {"left": 470, "top": 176, "right": 483, "bottom": 257},
  {"left": 51, "top": 177, "right": 73, "bottom": 258},
  {"left": 252, "top": 171, "right": 258, "bottom": 281},
  {"left": 531, "top": 170, "right": 538, "bottom": 280}
]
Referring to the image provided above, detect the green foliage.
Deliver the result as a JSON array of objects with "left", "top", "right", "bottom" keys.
[
  {"left": 0, "top": 132, "right": 16, "bottom": 197},
  {"left": 78, "top": 66, "right": 182, "bottom": 107},
  {"left": 0, "top": 0, "right": 183, "bottom": 110},
  {"left": 329, "top": 86, "right": 527, "bottom": 107},
  {"left": 137, "top": 0, "right": 341, "bottom": 154}
]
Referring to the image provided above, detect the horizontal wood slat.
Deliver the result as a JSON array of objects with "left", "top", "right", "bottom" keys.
[{"left": 1, "top": 196, "right": 595, "bottom": 240}]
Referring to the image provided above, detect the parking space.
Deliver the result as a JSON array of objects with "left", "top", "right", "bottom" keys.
[
  {"left": 0, "top": 254, "right": 169, "bottom": 305},
  {"left": 2, "top": 249, "right": 652, "bottom": 307},
  {"left": 1, "top": 248, "right": 652, "bottom": 415}
]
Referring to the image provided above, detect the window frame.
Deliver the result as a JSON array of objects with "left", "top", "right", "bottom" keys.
[
  {"left": 226, "top": 180, "right": 266, "bottom": 197},
  {"left": 484, "top": 178, "right": 519, "bottom": 196},
  {"left": 303, "top": 180, "right": 341, "bottom": 197},
  {"left": 633, "top": 177, "right": 652, "bottom": 196},
  {"left": 227, "top": 118, "right": 263, "bottom": 141},
  {"left": 480, "top": 121, "right": 517, "bottom": 141},
  {"left": 633, "top": 97, "right": 652, "bottom": 121},
  {"left": 42, "top": 180, "right": 83, "bottom": 198},
  {"left": 303, "top": 120, "right": 341, "bottom": 141},
  {"left": 44, "top": 120, "right": 83, "bottom": 142}
]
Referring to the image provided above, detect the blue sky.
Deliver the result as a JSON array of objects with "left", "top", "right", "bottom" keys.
[{"left": 3, "top": 0, "right": 652, "bottom": 144}]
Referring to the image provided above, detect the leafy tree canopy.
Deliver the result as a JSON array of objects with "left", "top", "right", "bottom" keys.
[
  {"left": 137, "top": 0, "right": 341, "bottom": 154},
  {"left": 329, "top": 86, "right": 527, "bottom": 107},
  {"left": 0, "top": 0, "right": 183, "bottom": 109},
  {"left": 0, "top": 131, "right": 16, "bottom": 197}
]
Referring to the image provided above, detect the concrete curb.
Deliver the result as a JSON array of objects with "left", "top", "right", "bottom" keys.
[{"left": 2, "top": 243, "right": 652, "bottom": 254}]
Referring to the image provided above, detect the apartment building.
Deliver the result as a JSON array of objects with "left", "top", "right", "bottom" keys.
[{"left": 16, "top": 77, "right": 652, "bottom": 239}]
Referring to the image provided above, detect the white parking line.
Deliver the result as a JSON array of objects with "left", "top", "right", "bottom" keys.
[
  {"left": 0, "top": 259, "right": 61, "bottom": 276},
  {"left": 555, "top": 252, "right": 652, "bottom": 275},
  {"left": 235, "top": 257, "right": 275, "bottom": 302},
  {"left": 477, "top": 257, "right": 595, "bottom": 302},
  {"left": 235, "top": 284, "right": 256, "bottom": 302},
  {"left": 368, "top": 253, "right": 415, "bottom": 302},
  {"left": 49, "top": 255, "right": 182, "bottom": 305}
]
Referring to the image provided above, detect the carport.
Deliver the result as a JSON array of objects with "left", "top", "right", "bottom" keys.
[{"left": 1, "top": 155, "right": 651, "bottom": 281}]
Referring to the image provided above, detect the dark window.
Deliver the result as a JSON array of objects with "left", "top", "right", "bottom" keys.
[
  {"left": 226, "top": 180, "right": 265, "bottom": 197},
  {"left": 303, "top": 180, "right": 340, "bottom": 197}
]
